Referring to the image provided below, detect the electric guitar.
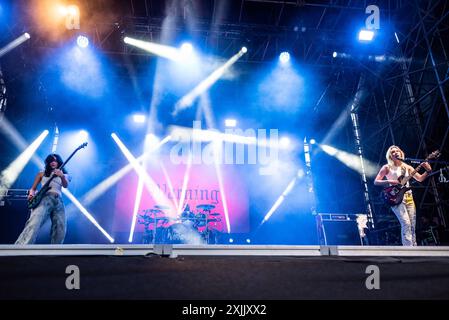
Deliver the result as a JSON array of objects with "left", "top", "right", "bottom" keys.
[
  {"left": 381, "top": 150, "right": 440, "bottom": 206},
  {"left": 27, "top": 142, "right": 88, "bottom": 210}
]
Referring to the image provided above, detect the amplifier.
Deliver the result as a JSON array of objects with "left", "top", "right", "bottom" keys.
[
  {"left": 316, "top": 213, "right": 367, "bottom": 245},
  {"left": 0, "top": 189, "right": 29, "bottom": 244}
]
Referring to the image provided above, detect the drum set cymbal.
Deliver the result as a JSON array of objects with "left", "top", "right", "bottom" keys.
[{"left": 196, "top": 204, "right": 216, "bottom": 211}]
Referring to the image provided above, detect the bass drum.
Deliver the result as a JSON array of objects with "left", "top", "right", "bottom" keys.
[{"left": 166, "top": 222, "right": 205, "bottom": 244}]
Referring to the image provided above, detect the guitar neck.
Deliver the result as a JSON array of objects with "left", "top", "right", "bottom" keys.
[
  {"left": 402, "top": 164, "right": 423, "bottom": 185},
  {"left": 40, "top": 146, "right": 83, "bottom": 190}
]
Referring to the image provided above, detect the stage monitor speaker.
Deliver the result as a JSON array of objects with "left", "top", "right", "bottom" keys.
[{"left": 316, "top": 213, "right": 363, "bottom": 245}]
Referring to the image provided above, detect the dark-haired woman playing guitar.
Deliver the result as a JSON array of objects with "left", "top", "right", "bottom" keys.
[
  {"left": 15, "top": 154, "right": 70, "bottom": 245},
  {"left": 374, "top": 145, "right": 432, "bottom": 246}
]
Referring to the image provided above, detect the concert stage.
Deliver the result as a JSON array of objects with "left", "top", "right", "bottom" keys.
[{"left": 1, "top": 245, "right": 449, "bottom": 300}]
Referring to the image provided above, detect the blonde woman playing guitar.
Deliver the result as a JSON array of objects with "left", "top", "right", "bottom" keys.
[{"left": 374, "top": 145, "right": 436, "bottom": 246}]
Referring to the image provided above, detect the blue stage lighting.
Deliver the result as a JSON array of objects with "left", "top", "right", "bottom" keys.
[
  {"left": 358, "top": 29, "right": 374, "bottom": 41},
  {"left": 280, "top": 136, "right": 291, "bottom": 148},
  {"left": 78, "top": 130, "right": 88, "bottom": 140},
  {"left": 279, "top": 51, "right": 290, "bottom": 64},
  {"left": 77, "top": 35, "right": 89, "bottom": 48},
  {"left": 225, "top": 119, "right": 237, "bottom": 127},
  {"left": 133, "top": 114, "right": 146, "bottom": 123},
  {"left": 394, "top": 32, "right": 400, "bottom": 44},
  {"left": 180, "top": 42, "right": 193, "bottom": 54},
  {"left": 241, "top": 47, "right": 248, "bottom": 53},
  {"left": 332, "top": 51, "right": 337, "bottom": 58}
]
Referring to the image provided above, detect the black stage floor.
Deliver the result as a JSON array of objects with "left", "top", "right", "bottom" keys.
[{"left": 1, "top": 254, "right": 449, "bottom": 300}]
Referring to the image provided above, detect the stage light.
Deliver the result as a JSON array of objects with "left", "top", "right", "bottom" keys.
[
  {"left": 279, "top": 52, "right": 290, "bottom": 64},
  {"left": 77, "top": 35, "right": 89, "bottom": 48},
  {"left": 332, "top": 51, "right": 337, "bottom": 58},
  {"left": 0, "top": 33, "right": 32, "bottom": 58},
  {"left": 225, "top": 119, "right": 237, "bottom": 127},
  {"left": 241, "top": 47, "right": 248, "bottom": 53},
  {"left": 279, "top": 137, "right": 291, "bottom": 149},
  {"left": 246, "top": 239, "right": 251, "bottom": 244},
  {"left": 180, "top": 42, "right": 193, "bottom": 54},
  {"left": 394, "top": 32, "right": 400, "bottom": 44},
  {"left": 133, "top": 114, "right": 146, "bottom": 123},
  {"left": 358, "top": 29, "right": 374, "bottom": 41},
  {"left": 77, "top": 130, "right": 88, "bottom": 140},
  {"left": 309, "top": 139, "right": 316, "bottom": 145},
  {"left": 67, "top": 5, "right": 79, "bottom": 16},
  {"left": 57, "top": 5, "right": 68, "bottom": 16},
  {"left": 374, "top": 55, "right": 386, "bottom": 62},
  {"left": 229, "top": 238, "right": 234, "bottom": 243}
]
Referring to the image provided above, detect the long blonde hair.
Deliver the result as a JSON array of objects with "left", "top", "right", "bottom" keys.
[{"left": 386, "top": 145, "right": 405, "bottom": 167}]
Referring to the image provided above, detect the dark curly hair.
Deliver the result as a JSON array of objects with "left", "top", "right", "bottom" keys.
[{"left": 44, "top": 154, "right": 67, "bottom": 177}]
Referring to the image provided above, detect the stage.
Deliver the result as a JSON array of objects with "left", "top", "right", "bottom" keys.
[
  {"left": 1, "top": 0, "right": 449, "bottom": 303},
  {"left": 1, "top": 245, "right": 449, "bottom": 300}
]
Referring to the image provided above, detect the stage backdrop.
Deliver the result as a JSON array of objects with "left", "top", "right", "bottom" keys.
[{"left": 113, "top": 158, "right": 249, "bottom": 240}]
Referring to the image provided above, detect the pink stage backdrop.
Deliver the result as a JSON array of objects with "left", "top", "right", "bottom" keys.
[{"left": 113, "top": 160, "right": 249, "bottom": 234}]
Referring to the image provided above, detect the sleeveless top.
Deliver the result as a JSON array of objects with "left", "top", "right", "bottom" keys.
[
  {"left": 41, "top": 173, "right": 69, "bottom": 196},
  {"left": 385, "top": 165, "right": 412, "bottom": 194}
]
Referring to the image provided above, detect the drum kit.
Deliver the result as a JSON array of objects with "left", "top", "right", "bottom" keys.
[{"left": 137, "top": 203, "right": 223, "bottom": 244}]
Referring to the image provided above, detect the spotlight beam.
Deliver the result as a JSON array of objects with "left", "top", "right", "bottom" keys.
[
  {"left": 160, "top": 161, "right": 179, "bottom": 212},
  {"left": 0, "top": 117, "right": 43, "bottom": 168},
  {"left": 213, "top": 142, "right": 231, "bottom": 233},
  {"left": 62, "top": 189, "right": 115, "bottom": 243},
  {"left": 124, "top": 37, "right": 182, "bottom": 61},
  {"left": 0, "top": 120, "right": 114, "bottom": 242},
  {"left": 318, "top": 144, "right": 379, "bottom": 177},
  {"left": 128, "top": 176, "right": 144, "bottom": 243},
  {"left": 111, "top": 133, "right": 175, "bottom": 216},
  {"left": 0, "top": 33, "right": 31, "bottom": 58},
  {"left": 77, "top": 135, "right": 171, "bottom": 207},
  {"left": 0, "top": 130, "right": 49, "bottom": 199},
  {"left": 177, "top": 153, "right": 193, "bottom": 215},
  {"left": 259, "top": 170, "right": 304, "bottom": 226},
  {"left": 173, "top": 48, "right": 247, "bottom": 116}
]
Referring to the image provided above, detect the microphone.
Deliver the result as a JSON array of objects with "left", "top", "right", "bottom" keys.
[{"left": 402, "top": 157, "right": 423, "bottom": 164}]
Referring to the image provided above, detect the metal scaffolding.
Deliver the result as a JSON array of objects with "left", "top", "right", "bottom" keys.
[
  {"left": 352, "top": 0, "right": 449, "bottom": 244},
  {"left": 0, "top": 67, "right": 6, "bottom": 114},
  {"left": 2, "top": 0, "right": 448, "bottom": 244}
]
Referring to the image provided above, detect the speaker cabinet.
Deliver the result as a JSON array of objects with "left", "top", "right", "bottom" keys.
[
  {"left": 316, "top": 213, "right": 364, "bottom": 245},
  {"left": 0, "top": 194, "right": 29, "bottom": 244}
]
